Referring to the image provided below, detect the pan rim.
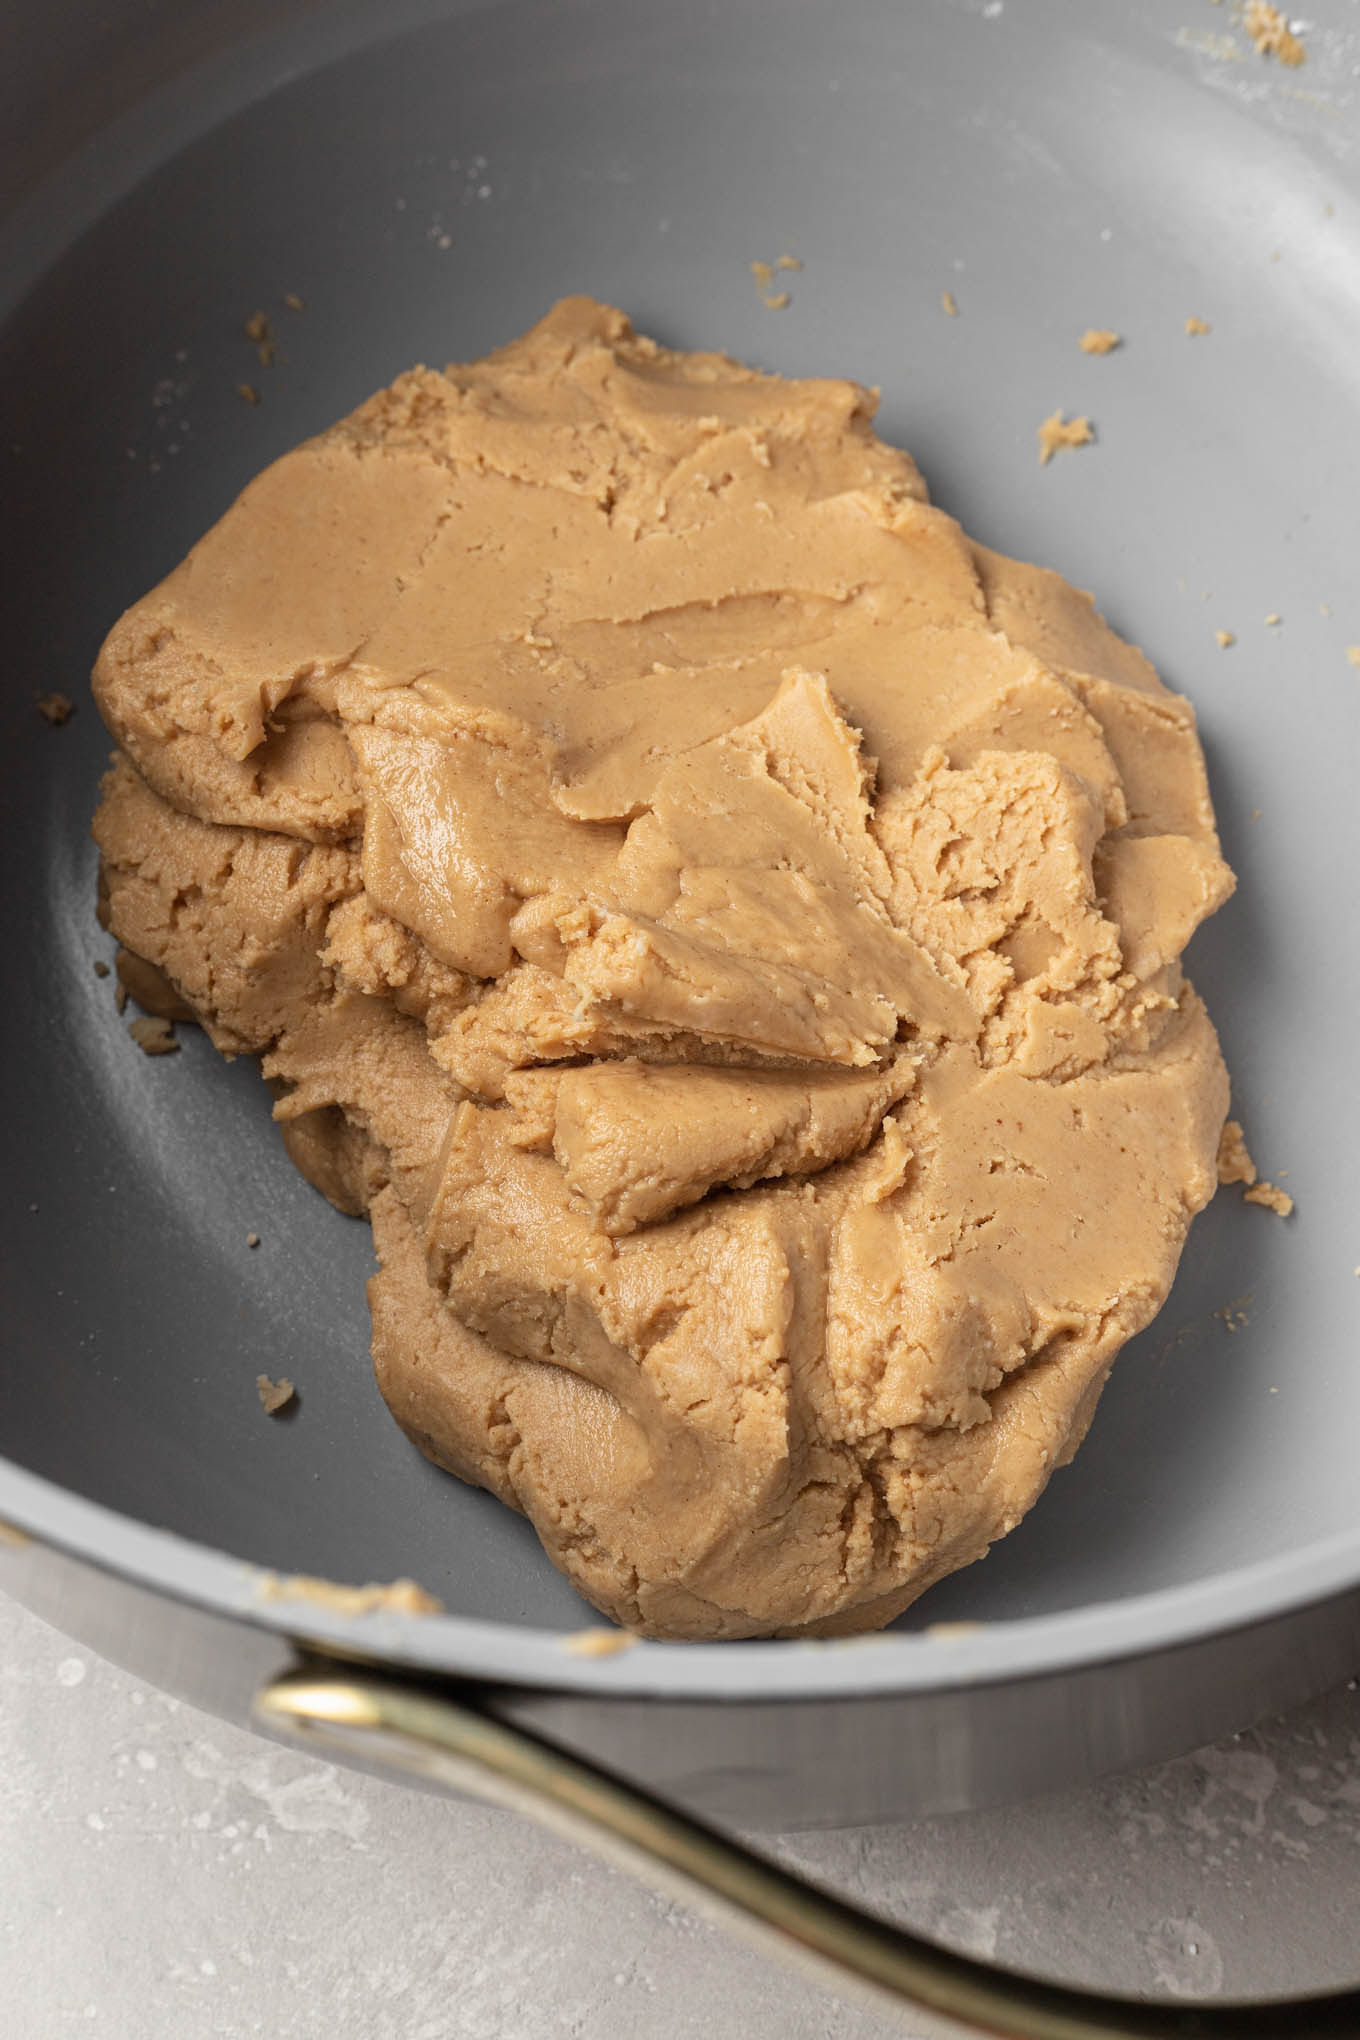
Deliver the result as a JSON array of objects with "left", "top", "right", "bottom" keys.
[{"left": 3, "top": 1453, "right": 1358, "bottom": 1701}]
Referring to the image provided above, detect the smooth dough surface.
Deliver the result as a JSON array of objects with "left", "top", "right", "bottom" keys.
[{"left": 91, "top": 298, "right": 1233, "bottom": 1639}]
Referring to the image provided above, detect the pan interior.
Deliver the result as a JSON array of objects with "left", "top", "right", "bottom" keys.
[{"left": 3, "top": 0, "right": 1358, "bottom": 1644}]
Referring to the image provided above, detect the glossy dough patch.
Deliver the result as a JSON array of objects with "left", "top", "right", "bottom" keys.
[{"left": 91, "top": 299, "right": 1233, "bottom": 1638}]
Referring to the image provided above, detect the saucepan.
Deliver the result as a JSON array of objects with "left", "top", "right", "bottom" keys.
[{"left": 4, "top": 0, "right": 1360, "bottom": 2030}]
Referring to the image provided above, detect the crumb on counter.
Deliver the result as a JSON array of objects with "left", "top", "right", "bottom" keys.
[
  {"left": 1346, "top": 646, "right": 1360, "bottom": 671},
  {"left": 247, "top": 1231, "right": 261, "bottom": 1249},
  {"left": 93, "top": 959, "right": 110, "bottom": 978},
  {"left": 1215, "top": 630, "right": 1235, "bottom": 648},
  {"left": 237, "top": 383, "right": 260, "bottom": 406},
  {"left": 35, "top": 692, "right": 74, "bottom": 725},
  {"left": 1244, "top": 1, "right": 1307, "bottom": 65},
  {"left": 1078, "top": 328, "right": 1120, "bottom": 354},
  {"left": 256, "top": 1373, "right": 296, "bottom": 1415},
  {"left": 128, "top": 1015, "right": 179, "bottom": 1057},
  {"left": 283, "top": 292, "right": 305, "bottom": 312},
  {"left": 1265, "top": 612, "right": 1282, "bottom": 626},
  {"left": 775, "top": 254, "right": 802, "bottom": 272},
  {"left": 762, "top": 291, "right": 791, "bottom": 311},
  {"left": 255, "top": 1571, "right": 442, "bottom": 1617},
  {"left": 1214, "top": 1296, "right": 1252, "bottom": 1333},
  {"left": 1036, "top": 411, "right": 1094, "bottom": 465},
  {"left": 1185, "top": 315, "right": 1212, "bottom": 336},
  {"left": 562, "top": 1626, "right": 638, "bottom": 1658},
  {"left": 1245, "top": 1180, "right": 1295, "bottom": 1217},
  {"left": 941, "top": 290, "right": 959, "bottom": 317}
]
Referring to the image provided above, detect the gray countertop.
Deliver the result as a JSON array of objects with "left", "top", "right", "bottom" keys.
[{"left": 3, "top": 1591, "right": 1359, "bottom": 2037}]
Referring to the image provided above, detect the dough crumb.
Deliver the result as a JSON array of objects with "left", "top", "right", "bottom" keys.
[
  {"left": 256, "top": 1373, "right": 296, "bottom": 1415},
  {"left": 562, "top": 1626, "right": 638, "bottom": 1658},
  {"left": 1185, "top": 315, "right": 1212, "bottom": 336},
  {"left": 244, "top": 310, "right": 276, "bottom": 368},
  {"left": 1078, "top": 328, "right": 1121, "bottom": 354},
  {"left": 128, "top": 1016, "right": 179, "bottom": 1056},
  {"left": 1244, "top": 1179, "right": 1294, "bottom": 1217},
  {"left": 751, "top": 256, "right": 799, "bottom": 310},
  {"left": 1214, "top": 1295, "right": 1251, "bottom": 1333},
  {"left": 283, "top": 292, "right": 305, "bottom": 312},
  {"left": 246, "top": 1232, "right": 261, "bottom": 1249},
  {"left": 1217, "top": 1119, "right": 1256, "bottom": 1185},
  {"left": 1264, "top": 612, "right": 1282, "bottom": 626},
  {"left": 237, "top": 383, "right": 260, "bottom": 406},
  {"left": 1244, "top": 2, "right": 1307, "bottom": 65},
  {"left": 1036, "top": 410, "right": 1094, "bottom": 464},
  {"left": 35, "top": 692, "right": 74, "bottom": 725},
  {"left": 1347, "top": 647, "right": 1360, "bottom": 671},
  {"left": 941, "top": 290, "right": 959, "bottom": 317},
  {"left": 1215, "top": 630, "right": 1235, "bottom": 648},
  {"left": 93, "top": 959, "right": 111, "bottom": 978},
  {"left": 255, "top": 1572, "right": 442, "bottom": 1617}
]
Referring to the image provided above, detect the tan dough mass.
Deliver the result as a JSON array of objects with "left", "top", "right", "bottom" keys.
[{"left": 91, "top": 298, "right": 1233, "bottom": 1639}]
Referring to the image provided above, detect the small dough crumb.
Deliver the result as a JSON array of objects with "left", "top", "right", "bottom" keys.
[
  {"left": 244, "top": 311, "right": 276, "bottom": 368},
  {"left": 1037, "top": 410, "right": 1094, "bottom": 464},
  {"left": 750, "top": 258, "right": 794, "bottom": 310},
  {"left": 256, "top": 1373, "right": 296, "bottom": 1414},
  {"left": 1215, "top": 630, "right": 1235, "bottom": 648},
  {"left": 255, "top": 1572, "right": 442, "bottom": 1617},
  {"left": 941, "top": 290, "right": 959, "bottom": 317},
  {"left": 1185, "top": 316, "right": 1212, "bottom": 336},
  {"left": 93, "top": 959, "right": 111, "bottom": 978},
  {"left": 1265, "top": 612, "right": 1282, "bottom": 627},
  {"left": 1078, "top": 328, "right": 1120, "bottom": 355},
  {"left": 1245, "top": 1179, "right": 1294, "bottom": 1217},
  {"left": 1214, "top": 1296, "right": 1251, "bottom": 1333},
  {"left": 1217, "top": 1119, "right": 1257, "bottom": 1185},
  {"left": 128, "top": 1016, "right": 179, "bottom": 1056},
  {"left": 562, "top": 1627, "right": 638, "bottom": 1658},
  {"left": 247, "top": 1231, "right": 261, "bottom": 1249},
  {"left": 35, "top": 692, "right": 74, "bottom": 725},
  {"left": 1244, "top": 2, "right": 1307, "bottom": 65},
  {"left": 283, "top": 292, "right": 305, "bottom": 312},
  {"left": 1346, "top": 647, "right": 1360, "bottom": 671},
  {"left": 237, "top": 383, "right": 260, "bottom": 406}
]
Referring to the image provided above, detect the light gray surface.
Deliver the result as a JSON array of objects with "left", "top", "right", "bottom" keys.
[{"left": 5, "top": 1588, "right": 1360, "bottom": 2038}]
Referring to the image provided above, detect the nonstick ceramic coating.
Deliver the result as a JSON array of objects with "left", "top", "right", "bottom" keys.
[{"left": 3, "top": 0, "right": 1359, "bottom": 1700}]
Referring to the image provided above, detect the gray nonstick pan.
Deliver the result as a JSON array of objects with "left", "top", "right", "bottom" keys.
[{"left": 4, "top": 0, "right": 1360, "bottom": 2030}]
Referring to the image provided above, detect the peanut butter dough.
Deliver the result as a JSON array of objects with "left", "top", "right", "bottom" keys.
[{"left": 91, "top": 299, "right": 1233, "bottom": 1640}]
